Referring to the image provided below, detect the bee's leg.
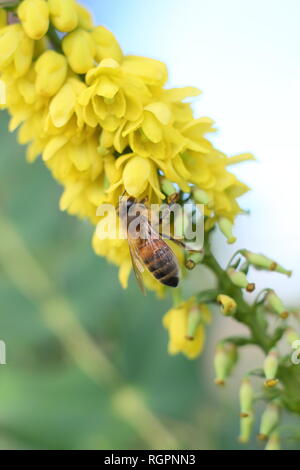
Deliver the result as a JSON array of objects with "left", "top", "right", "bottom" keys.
[{"left": 159, "top": 233, "right": 202, "bottom": 253}]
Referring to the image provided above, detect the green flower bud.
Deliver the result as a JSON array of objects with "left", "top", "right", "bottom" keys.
[
  {"left": 266, "top": 291, "right": 289, "bottom": 319},
  {"left": 218, "top": 218, "right": 237, "bottom": 244},
  {"left": 241, "top": 251, "right": 291, "bottom": 276},
  {"left": 161, "top": 178, "right": 177, "bottom": 198},
  {"left": 239, "top": 378, "right": 254, "bottom": 417},
  {"left": 186, "top": 306, "right": 201, "bottom": 341},
  {"left": 265, "top": 432, "right": 281, "bottom": 451},
  {"left": 285, "top": 328, "right": 300, "bottom": 346},
  {"left": 264, "top": 350, "right": 279, "bottom": 388},
  {"left": 185, "top": 252, "right": 204, "bottom": 270},
  {"left": 214, "top": 343, "right": 238, "bottom": 386},
  {"left": 239, "top": 412, "right": 254, "bottom": 444},
  {"left": 258, "top": 404, "right": 280, "bottom": 441},
  {"left": 227, "top": 268, "right": 255, "bottom": 292},
  {"left": 193, "top": 188, "right": 211, "bottom": 205}
]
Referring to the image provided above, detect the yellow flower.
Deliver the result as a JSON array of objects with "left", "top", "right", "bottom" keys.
[
  {"left": 0, "top": 24, "right": 34, "bottom": 77},
  {"left": 2, "top": 67, "right": 46, "bottom": 131},
  {"left": 76, "top": 3, "right": 94, "bottom": 30},
  {"left": 163, "top": 300, "right": 211, "bottom": 359},
  {"left": 106, "top": 154, "right": 164, "bottom": 201},
  {"left": 91, "top": 26, "right": 123, "bottom": 63},
  {"left": 43, "top": 134, "right": 103, "bottom": 188},
  {"left": 35, "top": 50, "right": 68, "bottom": 97},
  {"left": 79, "top": 58, "right": 149, "bottom": 130},
  {"left": 47, "top": 77, "right": 85, "bottom": 130},
  {"left": 0, "top": 0, "right": 253, "bottom": 300},
  {"left": 217, "top": 294, "right": 237, "bottom": 315},
  {"left": 48, "top": 0, "right": 78, "bottom": 32},
  {"left": 62, "top": 29, "right": 96, "bottom": 74},
  {"left": 121, "top": 102, "right": 185, "bottom": 161},
  {"left": 122, "top": 55, "right": 168, "bottom": 87},
  {"left": 18, "top": 0, "right": 49, "bottom": 40}
]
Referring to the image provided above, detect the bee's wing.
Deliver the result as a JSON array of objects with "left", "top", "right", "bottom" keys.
[{"left": 128, "top": 238, "right": 147, "bottom": 296}]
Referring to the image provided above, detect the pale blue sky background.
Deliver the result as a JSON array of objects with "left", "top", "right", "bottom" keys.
[{"left": 84, "top": 0, "right": 300, "bottom": 304}]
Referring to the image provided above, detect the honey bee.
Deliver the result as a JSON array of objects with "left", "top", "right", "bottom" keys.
[{"left": 119, "top": 196, "right": 186, "bottom": 294}]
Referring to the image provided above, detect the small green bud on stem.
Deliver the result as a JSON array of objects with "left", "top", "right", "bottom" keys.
[
  {"left": 193, "top": 188, "right": 211, "bottom": 205},
  {"left": 258, "top": 403, "right": 280, "bottom": 441},
  {"left": 266, "top": 291, "right": 289, "bottom": 319},
  {"left": 186, "top": 306, "right": 201, "bottom": 341},
  {"left": 263, "top": 350, "right": 279, "bottom": 388},
  {"left": 239, "top": 412, "right": 254, "bottom": 444},
  {"left": 214, "top": 343, "right": 238, "bottom": 386},
  {"left": 265, "top": 432, "right": 281, "bottom": 450},
  {"left": 185, "top": 252, "right": 204, "bottom": 270},
  {"left": 161, "top": 178, "right": 178, "bottom": 203},
  {"left": 239, "top": 378, "right": 254, "bottom": 417},
  {"left": 241, "top": 250, "right": 291, "bottom": 276},
  {"left": 227, "top": 268, "right": 255, "bottom": 292},
  {"left": 218, "top": 218, "right": 237, "bottom": 245}
]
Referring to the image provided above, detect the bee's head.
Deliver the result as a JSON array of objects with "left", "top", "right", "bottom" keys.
[{"left": 118, "top": 196, "right": 136, "bottom": 219}]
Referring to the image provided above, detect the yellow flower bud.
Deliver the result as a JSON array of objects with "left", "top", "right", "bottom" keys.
[
  {"left": 239, "top": 379, "right": 254, "bottom": 417},
  {"left": 266, "top": 290, "right": 289, "bottom": 319},
  {"left": 227, "top": 268, "right": 255, "bottom": 292},
  {"left": 239, "top": 412, "right": 254, "bottom": 443},
  {"left": 48, "top": 0, "right": 78, "bottom": 32},
  {"left": 18, "top": 0, "right": 49, "bottom": 40},
  {"left": 123, "top": 156, "right": 153, "bottom": 197},
  {"left": 263, "top": 350, "right": 279, "bottom": 388},
  {"left": 0, "top": 24, "right": 34, "bottom": 77},
  {"left": 0, "top": 8, "right": 7, "bottom": 29},
  {"left": 76, "top": 3, "right": 94, "bottom": 30},
  {"left": 241, "top": 250, "right": 291, "bottom": 276},
  {"left": 35, "top": 50, "right": 67, "bottom": 97},
  {"left": 218, "top": 217, "right": 236, "bottom": 244},
  {"left": 258, "top": 403, "right": 280, "bottom": 441},
  {"left": 265, "top": 432, "right": 281, "bottom": 451},
  {"left": 214, "top": 343, "right": 238, "bottom": 385},
  {"left": 62, "top": 29, "right": 96, "bottom": 74},
  {"left": 91, "top": 26, "right": 123, "bottom": 63},
  {"left": 217, "top": 294, "right": 237, "bottom": 316},
  {"left": 122, "top": 55, "right": 168, "bottom": 87}
]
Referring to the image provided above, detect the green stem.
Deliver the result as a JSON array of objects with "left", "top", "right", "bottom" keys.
[
  {"left": 203, "top": 243, "right": 272, "bottom": 353},
  {"left": 47, "top": 24, "right": 62, "bottom": 52}
]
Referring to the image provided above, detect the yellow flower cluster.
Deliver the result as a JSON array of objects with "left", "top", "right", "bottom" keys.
[
  {"left": 0, "top": 0, "right": 253, "bottom": 357},
  {"left": 163, "top": 299, "right": 211, "bottom": 359}
]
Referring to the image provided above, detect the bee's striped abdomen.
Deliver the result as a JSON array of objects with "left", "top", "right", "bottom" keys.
[{"left": 139, "top": 240, "right": 179, "bottom": 288}]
